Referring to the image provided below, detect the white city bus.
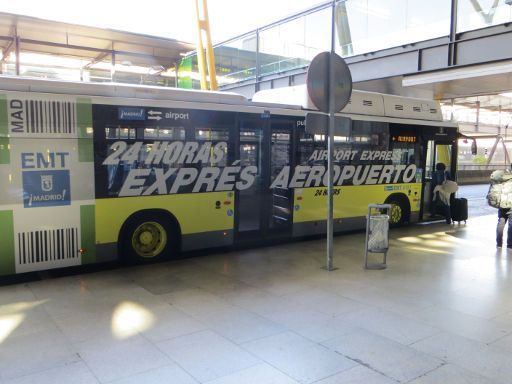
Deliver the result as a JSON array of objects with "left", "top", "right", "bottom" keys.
[{"left": 0, "top": 77, "right": 457, "bottom": 276}]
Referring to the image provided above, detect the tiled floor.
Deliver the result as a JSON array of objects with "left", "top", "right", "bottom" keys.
[{"left": 1, "top": 213, "right": 512, "bottom": 383}]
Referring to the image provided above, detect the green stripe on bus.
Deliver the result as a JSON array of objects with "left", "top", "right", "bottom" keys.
[
  {"left": 0, "top": 137, "right": 9, "bottom": 164},
  {"left": 0, "top": 95, "right": 8, "bottom": 137},
  {"left": 78, "top": 138, "right": 93, "bottom": 163},
  {"left": 0, "top": 211, "right": 15, "bottom": 276},
  {"left": 80, "top": 204, "right": 96, "bottom": 264},
  {"left": 77, "top": 98, "right": 93, "bottom": 162}
]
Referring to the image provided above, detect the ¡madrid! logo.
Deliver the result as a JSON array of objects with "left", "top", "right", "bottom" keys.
[{"left": 22, "top": 170, "right": 71, "bottom": 208}]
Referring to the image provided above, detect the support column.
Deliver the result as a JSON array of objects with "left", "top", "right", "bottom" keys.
[
  {"left": 15, "top": 28, "right": 20, "bottom": 76},
  {"left": 255, "top": 29, "right": 260, "bottom": 93},
  {"left": 475, "top": 100, "right": 480, "bottom": 132},
  {"left": 111, "top": 51, "right": 116, "bottom": 82},
  {"left": 448, "top": 0, "right": 458, "bottom": 66}
]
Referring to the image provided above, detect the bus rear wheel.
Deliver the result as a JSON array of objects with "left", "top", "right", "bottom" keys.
[
  {"left": 385, "top": 196, "right": 409, "bottom": 226},
  {"left": 121, "top": 212, "right": 179, "bottom": 263}
]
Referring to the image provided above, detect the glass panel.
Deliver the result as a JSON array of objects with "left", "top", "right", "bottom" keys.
[
  {"left": 119, "top": 128, "right": 133, "bottom": 139},
  {"left": 435, "top": 144, "right": 452, "bottom": 177},
  {"left": 457, "top": 0, "right": 512, "bottom": 33},
  {"left": 336, "top": 0, "right": 451, "bottom": 57},
  {"left": 143, "top": 127, "right": 186, "bottom": 140},
  {"left": 405, "top": 1, "right": 452, "bottom": 41},
  {"left": 87, "top": 59, "right": 114, "bottom": 83},
  {"left": 195, "top": 127, "right": 229, "bottom": 141},
  {"left": 214, "top": 33, "right": 257, "bottom": 87},
  {"left": 351, "top": 121, "right": 389, "bottom": 165},
  {"left": 104, "top": 127, "right": 136, "bottom": 139},
  {"left": 270, "top": 127, "right": 292, "bottom": 230},
  {"left": 238, "top": 121, "right": 263, "bottom": 232},
  {"left": 259, "top": 23, "right": 300, "bottom": 76},
  {"left": 305, "top": 8, "right": 333, "bottom": 59},
  {"left": 105, "top": 127, "right": 117, "bottom": 139},
  {"left": 271, "top": 132, "right": 290, "bottom": 183},
  {"left": 425, "top": 141, "right": 435, "bottom": 179},
  {"left": 366, "top": 0, "right": 408, "bottom": 50},
  {"left": 159, "top": 128, "right": 185, "bottom": 140},
  {"left": 258, "top": 7, "right": 331, "bottom": 76},
  {"left": 144, "top": 128, "right": 159, "bottom": 139},
  {"left": 298, "top": 133, "right": 324, "bottom": 165},
  {"left": 336, "top": 0, "right": 367, "bottom": 57}
]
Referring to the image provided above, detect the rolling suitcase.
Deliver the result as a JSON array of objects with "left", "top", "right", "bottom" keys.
[{"left": 451, "top": 197, "right": 468, "bottom": 224}]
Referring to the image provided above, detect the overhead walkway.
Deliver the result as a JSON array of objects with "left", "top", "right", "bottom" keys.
[
  {"left": 174, "top": 0, "right": 512, "bottom": 145},
  {"left": 186, "top": 0, "right": 512, "bottom": 104}
]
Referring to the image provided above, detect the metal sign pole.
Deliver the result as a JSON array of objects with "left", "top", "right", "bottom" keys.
[
  {"left": 305, "top": 7, "right": 352, "bottom": 272},
  {"left": 326, "top": 0, "right": 336, "bottom": 271}
]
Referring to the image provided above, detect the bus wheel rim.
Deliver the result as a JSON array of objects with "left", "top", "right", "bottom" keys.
[
  {"left": 131, "top": 222, "right": 167, "bottom": 258},
  {"left": 391, "top": 204, "right": 402, "bottom": 223}
]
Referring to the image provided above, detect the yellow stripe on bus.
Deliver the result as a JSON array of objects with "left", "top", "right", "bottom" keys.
[
  {"left": 95, "top": 192, "right": 234, "bottom": 244},
  {"left": 293, "top": 183, "right": 422, "bottom": 222}
]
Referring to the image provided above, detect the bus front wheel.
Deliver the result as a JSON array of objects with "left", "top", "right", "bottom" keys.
[{"left": 121, "top": 212, "right": 179, "bottom": 263}]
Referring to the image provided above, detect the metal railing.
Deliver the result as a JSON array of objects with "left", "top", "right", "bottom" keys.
[{"left": 458, "top": 164, "right": 509, "bottom": 171}]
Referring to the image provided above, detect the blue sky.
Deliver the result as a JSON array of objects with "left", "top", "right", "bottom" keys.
[{"left": 0, "top": 0, "right": 325, "bottom": 43}]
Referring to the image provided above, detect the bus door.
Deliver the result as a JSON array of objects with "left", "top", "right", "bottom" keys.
[
  {"left": 423, "top": 134, "right": 457, "bottom": 218},
  {"left": 235, "top": 114, "right": 293, "bottom": 240},
  {"left": 235, "top": 115, "right": 267, "bottom": 236}
]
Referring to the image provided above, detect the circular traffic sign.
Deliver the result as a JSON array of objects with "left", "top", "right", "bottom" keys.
[{"left": 306, "top": 52, "right": 352, "bottom": 113}]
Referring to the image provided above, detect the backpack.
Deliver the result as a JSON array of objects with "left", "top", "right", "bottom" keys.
[
  {"left": 486, "top": 182, "right": 502, "bottom": 208},
  {"left": 487, "top": 170, "right": 512, "bottom": 208}
]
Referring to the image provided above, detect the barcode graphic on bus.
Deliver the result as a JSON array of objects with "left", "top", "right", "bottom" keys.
[
  {"left": 23, "top": 100, "right": 76, "bottom": 134},
  {"left": 17, "top": 228, "right": 79, "bottom": 265}
]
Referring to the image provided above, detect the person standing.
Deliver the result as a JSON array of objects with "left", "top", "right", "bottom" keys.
[
  {"left": 487, "top": 169, "right": 512, "bottom": 248},
  {"left": 430, "top": 162, "right": 452, "bottom": 223},
  {"left": 433, "top": 178, "right": 458, "bottom": 224}
]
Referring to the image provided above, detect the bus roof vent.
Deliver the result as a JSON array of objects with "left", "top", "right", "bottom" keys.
[
  {"left": 341, "top": 90, "right": 385, "bottom": 116},
  {"left": 252, "top": 85, "right": 385, "bottom": 115},
  {"left": 382, "top": 94, "right": 444, "bottom": 121},
  {"left": 252, "top": 85, "right": 444, "bottom": 121}
]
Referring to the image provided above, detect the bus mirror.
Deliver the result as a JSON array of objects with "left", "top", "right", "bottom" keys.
[
  {"left": 471, "top": 140, "right": 477, "bottom": 155},
  {"left": 305, "top": 113, "right": 351, "bottom": 136}
]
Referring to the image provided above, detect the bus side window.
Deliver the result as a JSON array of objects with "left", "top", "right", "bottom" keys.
[
  {"left": 102, "top": 126, "right": 137, "bottom": 195},
  {"left": 139, "top": 126, "right": 187, "bottom": 194},
  {"left": 350, "top": 121, "right": 389, "bottom": 166}
]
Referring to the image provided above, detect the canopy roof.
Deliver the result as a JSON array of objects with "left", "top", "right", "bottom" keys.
[{"left": 0, "top": 12, "right": 194, "bottom": 77}]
